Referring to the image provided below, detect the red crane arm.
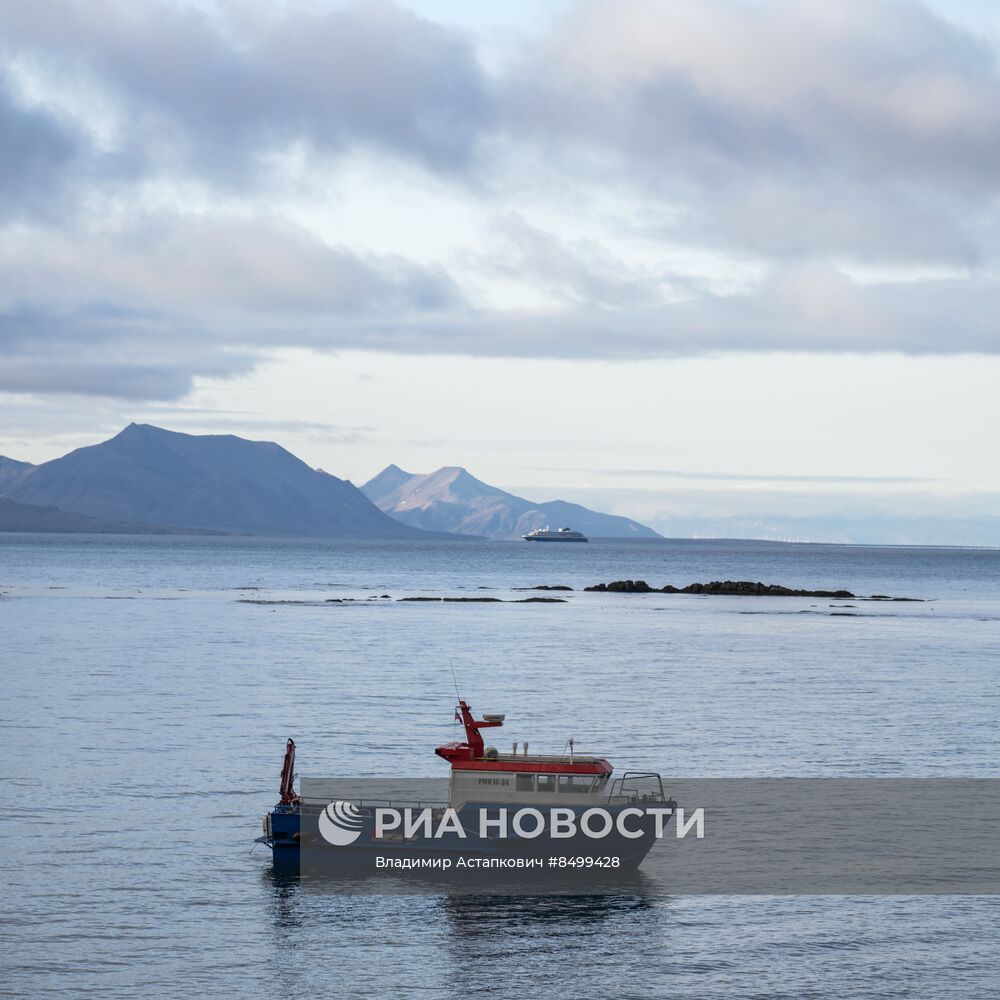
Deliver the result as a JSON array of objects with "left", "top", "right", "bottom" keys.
[{"left": 278, "top": 739, "right": 297, "bottom": 804}]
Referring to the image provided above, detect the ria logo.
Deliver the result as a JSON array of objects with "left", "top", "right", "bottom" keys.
[{"left": 318, "top": 800, "right": 365, "bottom": 846}]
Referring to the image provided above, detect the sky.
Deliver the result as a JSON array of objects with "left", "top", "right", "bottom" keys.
[{"left": 1, "top": 0, "right": 999, "bottom": 543}]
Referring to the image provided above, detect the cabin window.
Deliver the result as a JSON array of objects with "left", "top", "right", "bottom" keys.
[
  {"left": 559, "top": 774, "right": 595, "bottom": 794},
  {"left": 515, "top": 773, "right": 534, "bottom": 792},
  {"left": 536, "top": 774, "right": 556, "bottom": 793}
]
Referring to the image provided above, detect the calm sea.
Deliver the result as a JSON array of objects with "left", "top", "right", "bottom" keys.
[{"left": 2, "top": 535, "right": 999, "bottom": 998}]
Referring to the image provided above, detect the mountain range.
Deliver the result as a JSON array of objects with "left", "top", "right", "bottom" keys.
[
  {"left": 361, "top": 465, "right": 661, "bottom": 540},
  {"left": 0, "top": 424, "right": 655, "bottom": 540},
  {"left": 0, "top": 424, "right": 429, "bottom": 538},
  {"left": 0, "top": 456, "right": 33, "bottom": 493}
]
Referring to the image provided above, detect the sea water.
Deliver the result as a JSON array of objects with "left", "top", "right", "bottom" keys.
[{"left": 1, "top": 535, "right": 998, "bottom": 998}]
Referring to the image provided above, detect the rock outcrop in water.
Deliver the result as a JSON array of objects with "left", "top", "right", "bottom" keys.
[
  {"left": 584, "top": 579, "right": 858, "bottom": 598},
  {"left": 399, "top": 595, "right": 566, "bottom": 603}
]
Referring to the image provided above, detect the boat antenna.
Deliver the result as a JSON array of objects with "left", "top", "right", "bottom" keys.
[{"left": 448, "top": 659, "right": 462, "bottom": 702}]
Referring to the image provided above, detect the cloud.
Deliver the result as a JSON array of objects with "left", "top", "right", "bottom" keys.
[
  {"left": 2, "top": 245, "right": 997, "bottom": 401},
  {"left": 0, "top": 0, "right": 491, "bottom": 180},
  {"left": 0, "top": 213, "right": 461, "bottom": 398},
  {"left": 509, "top": 0, "right": 1000, "bottom": 262},
  {"left": 642, "top": 263, "right": 1000, "bottom": 355},
  {"left": 8, "top": 0, "right": 995, "bottom": 263},
  {"left": 0, "top": 301, "right": 255, "bottom": 398},
  {"left": 478, "top": 213, "right": 684, "bottom": 308},
  {"left": 546, "top": 468, "right": 942, "bottom": 485},
  {"left": 0, "top": 213, "right": 460, "bottom": 315},
  {"left": 132, "top": 411, "right": 375, "bottom": 444},
  {"left": 1, "top": 0, "right": 1000, "bottom": 401},
  {"left": 0, "top": 73, "right": 87, "bottom": 220},
  {"left": 334, "top": 262, "right": 1000, "bottom": 359}
]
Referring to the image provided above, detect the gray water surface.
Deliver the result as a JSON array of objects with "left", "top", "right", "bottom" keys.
[{"left": 2, "top": 535, "right": 998, "bottom": 998}]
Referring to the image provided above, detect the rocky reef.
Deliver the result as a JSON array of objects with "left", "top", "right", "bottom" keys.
[
  {"left": 583, "top": 579, "right": 856, "bottom": 597},
  {"left": 577, "top": 580, "right": 922, "bottom": 600}
]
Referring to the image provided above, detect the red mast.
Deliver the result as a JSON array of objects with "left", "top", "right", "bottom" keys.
[{"left": 435, "top": 700, "right": 505, "bottom": 764}]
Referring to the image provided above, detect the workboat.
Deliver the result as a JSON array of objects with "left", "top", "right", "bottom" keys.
[
  {"left": 523, "top": 526, "right": 588, "bottom": 542},
  {"left": 258, "top": 700, "right": 675, "bottom": 871}
]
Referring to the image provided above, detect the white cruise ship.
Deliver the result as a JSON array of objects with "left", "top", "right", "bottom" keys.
[{"left": 522, "top": 526, "right": 588, "bottom": 542}]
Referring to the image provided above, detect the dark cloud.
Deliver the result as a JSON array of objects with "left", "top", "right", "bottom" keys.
[
  {"left": 0, "top": 74, "right": 84, "bottom": 219},
  {"left": 0, "top": 301, "right": 256, "bottom": 398},
  {"left": 0, "top": 0, "right": 490, "bottom": 180},
  {"left": 0, "top": 213, "right": 461, "bottom": 398},
  {"left": 0, "top": 358, "right": 211, "bottom": 400}
]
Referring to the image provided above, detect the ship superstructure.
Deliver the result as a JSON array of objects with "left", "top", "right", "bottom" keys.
[
  {"left": 522, "top": 527, "right": 588, "bottom": 542},
  {"left": 436, "top": 700, "right": 612, "bottom": 809}
]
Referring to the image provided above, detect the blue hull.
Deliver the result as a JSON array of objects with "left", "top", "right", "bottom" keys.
[{"left": 259, "top": 801, "right": 663, "bottom": 871}]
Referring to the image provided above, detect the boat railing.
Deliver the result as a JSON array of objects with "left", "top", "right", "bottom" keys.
[
  {"left": 480, "top": 752, "right": 607, "bottom": 764},
  {"left": 606, "top": 772, "right": 669, "bottom": 805},
  {"left": 297, "top": 797, "right": 449, "bottom": 813}
]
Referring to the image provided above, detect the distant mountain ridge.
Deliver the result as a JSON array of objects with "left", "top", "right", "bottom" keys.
[
  {"left": 1, "top": 424, "right": 437, "bottom": 538},
  {"left": 361, "top": 465, "right": 661, "bottom": 540},
  {"left": 0, "top": 497, "right": 215, "bottom": 534},
  {"left": 0, "top": 428, "right": 656, "bottom": 541},
  {"left": 0, "top": 456, "right": 33, "bottom": 492},
  {"left": 651, "top": 514, "right": 1000, "bottom": 548}
]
